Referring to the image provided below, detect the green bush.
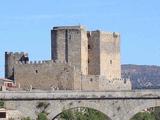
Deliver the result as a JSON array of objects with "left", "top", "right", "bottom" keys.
[
  {"left": 37, "top": 112, "right": 48, "bottom": 120},
  {"left": 8, "top": 118, "right": 14, "bottom": 120},
  {"left": 59, "top": 108, "right": 109, "bottom": 120},
  {"left": 131, "top": 112, "right": 155, "bottom": 120},
  {"left": 0, "top": 101, "right": 4, "bottom": 108},
  {"left": 152, "top": 107, "right": 160, "bottom": 120},
  {"left": 60, "top": 109, "right": 74, "bottom": 120},
  {"left": 21, "top": 117, "right": 31, "bottom": 120}
]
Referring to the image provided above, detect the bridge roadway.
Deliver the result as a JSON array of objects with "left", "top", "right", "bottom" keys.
[{"left": 0, "top": 89, "right": 160, "bottom": 120}]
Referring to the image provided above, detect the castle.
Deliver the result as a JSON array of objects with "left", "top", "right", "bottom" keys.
[{"left": 5, "top": 25, "right": 131, "bottom": 91}]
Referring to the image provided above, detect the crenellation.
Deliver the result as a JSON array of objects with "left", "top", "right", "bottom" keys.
[
  {"left": 53, "top": 25, "right": 86, "bottom": 30},
  {"left": 33, "top": 61, "right": 37, "bottom": 64}
]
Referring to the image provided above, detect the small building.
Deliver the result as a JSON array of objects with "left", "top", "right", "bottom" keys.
[
  {"left": 0, "top": 108, "right": 6, "bottom": 120},
  {"left": 0, "top": 78, "right": 15, "bottom": 91}
]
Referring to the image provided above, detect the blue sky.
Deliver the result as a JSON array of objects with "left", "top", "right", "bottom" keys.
[{"left": 0, "top": 0, "right": 160, "bottom": 77}]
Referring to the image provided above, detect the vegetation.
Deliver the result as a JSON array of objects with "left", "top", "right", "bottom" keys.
[
  {"left": 131, "top": 112, "right": 155, "bottom": 120},
  {"left": 8, "top": 118, "right": 14, "bottom": 120},
  {"left": 7, "top": 106, "right": 160, "bottom": 120},
  {"left": 131, "top": 107, "right": 160, "bottom": 120},
  {"left": 56, "top": 107, "right": 160, "bottom": 120},
  {"left": 0, "top": 100, "right": 4, "bottom": 108},
  {"left": 122, "top": 64, "right": 160, "bottom": 89},
  {"left": 36, "top": 102, "right": 50, "bottom": 120},
  {"left": 59, "top": 107, "right": 110, "bottom": 120},
  {"left": 37, "top": 112, "right": 48, "bottom": 120},
  {"left": 152, "top": 107, "right": 160, "bottom": 120},
  {"left": 21, "top": 117, "right": 31, "bottom": 120}
]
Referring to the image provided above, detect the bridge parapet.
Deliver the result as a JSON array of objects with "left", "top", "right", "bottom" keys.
[{"left": 0, "top": 90, "right": 160, "bottom": 100}]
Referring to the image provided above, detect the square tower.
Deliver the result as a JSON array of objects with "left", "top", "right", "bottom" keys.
[
  {"left": 88, "top": 31, "right": 121, "bottom": 80},
  {"left": 51, "top": 26, "right": 88, "bottom": 75}
]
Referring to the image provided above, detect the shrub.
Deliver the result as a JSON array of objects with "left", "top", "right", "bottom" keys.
[
  {"left": 37, "top": 112, "right": 48, "bottom": 120},
  {"left": 0, "top": 101, "right": 4, "bottom": 108},
  {"left": 21, "top": 117, "right": 31, "bottom": 120},
  {"left": 8, "top": 118, "right": 14, "bottom": 120}
]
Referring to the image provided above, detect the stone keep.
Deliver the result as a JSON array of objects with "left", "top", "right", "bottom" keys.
[
  {"left": 88, "top": 31, "right": 121, "bottom": 80},
  {"left": 5, "top": 25, "right": 131, "bottom": 90},
  {"left": 51, "top": 26, "right": 88, "bottom": 75}
]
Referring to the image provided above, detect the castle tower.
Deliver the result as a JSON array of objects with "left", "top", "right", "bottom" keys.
[
  {"left": 88, "top": 31, "right": 121, "bottom": 80},
  {"left": 51, "top": 26, "right": 88, "bottom": 75},
  {"left": 5, "top": 52, "right": 29, "bottom": 80}
]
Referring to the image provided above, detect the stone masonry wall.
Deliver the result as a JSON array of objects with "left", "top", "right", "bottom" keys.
[
  {"left": 81, "top": 28, "right": 88, "bottom": 75},
  {"left": 5, "top": 52, "right": 28, "bottom": 80},
  {"left": 100, "top": 32, "right": 121, "bottom": 79},
  {"left": 81, "top": 75, "right": 99, "bottom": 91},
  {"left": 14, "top": 61, "right": 74, "bottom": 90},
  {"left": 51, "top": 26, "right": 88, "bottom": 75},
  {"left": 88, "top": 31, "right": 100, "bottom": 75},
  {"left": 51, "top": 29, "right": 66, "bottom": 62}
]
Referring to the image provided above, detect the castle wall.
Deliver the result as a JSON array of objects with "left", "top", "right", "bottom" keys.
[
  {"left": 100, "top": 32, "right": 121, "bottom": 79},
  {"left": 99, "top": 78, "right": 132, "bottom": 90},
  {"left": 81, "top": 75, "right": 99, "bottom": 91},
  {"left": 14, "top": 61, "right": 74, "bottom": 90},
  {"left": 88, "top": 31, "right": 100, "bottom": 75}
]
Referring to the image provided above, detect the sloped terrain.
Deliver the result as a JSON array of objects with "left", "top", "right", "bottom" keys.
[{"left": 121, "top": 64, "right": 160, "bottom": 89}]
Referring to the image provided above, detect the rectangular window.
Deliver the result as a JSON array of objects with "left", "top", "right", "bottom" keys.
[
  {"left": 0, "top": 112, "right": 6, "bottom": 118},
  {"left": 110, "top": 60, "right": 112, "bottom": 64}
]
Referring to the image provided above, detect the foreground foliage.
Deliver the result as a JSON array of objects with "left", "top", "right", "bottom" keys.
[
  {"left": 37, "top": 113, "right": 48, "bottom": 120},
  {"left": 0, "top": 100, "right": 4, "bottom": 108},
  {"left": 131, "top": 112, "right": 155, "bottom": 120},
  {"left": 21, "top": 117, "right": 31, "bottom": 120},
  {"left": 131, "top": 107, "right": 160, "bottom": 120},
  {"left": 59, "top": 108, "right": 109, "bottom": 120},
  {"left": 36, "top": 102, "right": 49, "bottom": 120}
]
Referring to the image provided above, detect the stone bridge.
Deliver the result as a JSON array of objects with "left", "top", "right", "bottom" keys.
[{"left": 1, "top": 90, "right": 160, "bottom": 120}]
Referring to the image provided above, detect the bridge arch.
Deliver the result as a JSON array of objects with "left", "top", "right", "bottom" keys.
[
  {"left": 127, "top": 99, "right": 160, "bottom": 120},
  {"left": 47, "top": 100, "right": 113, "bottom": 120},
  {"left": 51, "top": 107, "right": 111, "bottom": 120}
]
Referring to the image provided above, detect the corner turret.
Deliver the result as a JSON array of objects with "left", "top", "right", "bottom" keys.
[{"left": 5, "top": 52, "right": 29, "bottom": 80}]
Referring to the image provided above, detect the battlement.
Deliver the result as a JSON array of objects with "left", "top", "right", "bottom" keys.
[
  {"left": 88, "top": 30, "right": 120, "bottom": 37},
  {"left": 53, "top": 25, "right": 85, "bottom": 30},
  {"left": 5, "top": 52, "right": 28, "bottom": 55},
  {"left": 99, "top": 31, "right": 120, "bottom": 37},
  {"left": 15, "top": 60, "right": 74, "bottom": 66}
]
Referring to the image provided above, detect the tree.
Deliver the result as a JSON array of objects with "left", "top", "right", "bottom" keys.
[
  {"left": 21, "top": 117, "right": 31, "bottom": 120},
  {"left": 0, "top": 101, "right": 4, "bottom": 108},
  {"left": 131, "top": 112, "right": 155, "bottom": 120},
  {"left": 60, "top": 109, "right": 74, "bottom": 120},
  {"left": 36, "top": 102, "right": 50, "bottom": 120},
  {"left": 151, "top": 107, "right": 160, "bottom": 120},
  {"left": 37, "top": 113, "right": 48, "bottom": 120},
  {"left": 59, "top": 108, "right": 110, "bottom": 120}
]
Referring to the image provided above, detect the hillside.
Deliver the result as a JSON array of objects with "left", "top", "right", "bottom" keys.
[{"left": 121, "top": 64, "right": 160, "bottom": 89}]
